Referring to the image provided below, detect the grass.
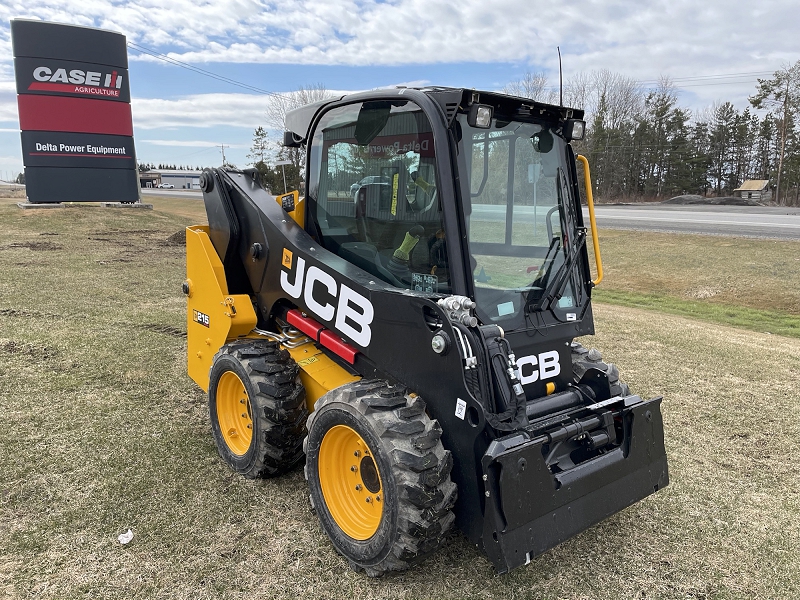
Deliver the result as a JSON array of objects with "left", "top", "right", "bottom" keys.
[
  {"left": 0, "top": 195, "right": 798, "bottom": 599},
  {"left": 589, "top": 228, "right": 800, "bottom": 338}
]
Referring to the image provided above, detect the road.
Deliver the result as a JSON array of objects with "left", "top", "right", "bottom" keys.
[
  {"left": 142, "top": 188, "right": 203, "bottom": 198},
  {"left": 471, "top": 203, "right": 800, "bottom": 241},
  {"left": 587, "top": 204, "right": 800, "bottom": 241}
]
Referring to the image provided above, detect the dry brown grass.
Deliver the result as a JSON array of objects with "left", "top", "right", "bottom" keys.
[
  {"left": 595, "top": 229, "right": 800, "bottom": 315},
  {"left": 0, "top": 196, "right": 798, "bottom": 599}
]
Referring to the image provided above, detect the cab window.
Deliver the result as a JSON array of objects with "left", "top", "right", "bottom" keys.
[{"left": 306, "top": 100, "right": 449, "bottom": 293}]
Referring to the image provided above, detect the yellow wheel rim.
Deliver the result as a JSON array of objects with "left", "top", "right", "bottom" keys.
[
  {"left": 216, "top": 371, "right": 253, "bottom": 456},
  {"left": 318, "top": 425, "right": 384, "bottom": 540}
]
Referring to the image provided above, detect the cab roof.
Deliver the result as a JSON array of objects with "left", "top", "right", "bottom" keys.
[{"left": 284, "top": 87, "right": 584, "bottom": 144}]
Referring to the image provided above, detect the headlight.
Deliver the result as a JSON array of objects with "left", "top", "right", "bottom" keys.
[
  {"left": 564, "top": 119, "right": 586, "bottom": 141},
  {"left": 468, "top": 104, "right": 493, "bottom": 128}
]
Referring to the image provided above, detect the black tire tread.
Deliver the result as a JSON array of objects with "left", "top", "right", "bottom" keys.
[
  {"left": 211, "top": 339, "right": 308, "bottom": 479},
  {"left": 570, "top": 341, "right": 631, "bottom": 397},
  {"left": 305, "top": 379, "right": 456, "bottom": 576}
]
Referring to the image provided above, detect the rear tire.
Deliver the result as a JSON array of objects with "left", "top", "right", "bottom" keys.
[
  {"left": 304, "top": 380, "right": 456, "bottom": 576},
  {"left": 209, "top": 340, "right": 307, "bottom": 478}
]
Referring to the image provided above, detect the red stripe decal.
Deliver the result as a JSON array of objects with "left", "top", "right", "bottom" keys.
[
  {"left": 30, "top": 152, "right": 131, "bottom": 158},
  {"left": 27, "top": 82, "right": 122, "bottom": 98},
  {"left": 286, "top": 309, "right": 323, "bottom": 340},
  {"left": 319, "top": 330, "right": 358, "bottom": 364},
  {"left": 18, "top": 95, "right": 132, "bottom": 136}
]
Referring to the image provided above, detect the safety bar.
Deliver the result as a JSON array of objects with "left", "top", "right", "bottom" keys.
[{"left": 576, "top": 155, "right": 603, "bottom": 286}]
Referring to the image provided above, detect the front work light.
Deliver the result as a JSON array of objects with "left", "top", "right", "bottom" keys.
[
  {"left": 564, "top": 119, "right": 586, "bottom": 141},
  {"left": 468, "top": 104, "right": 493, "bottom": 128}
]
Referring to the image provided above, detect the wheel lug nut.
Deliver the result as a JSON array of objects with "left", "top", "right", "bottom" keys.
[
  {"left": 366, "top": 497, "right": 372, "bottom": 503},
  {"left": 241, "top": 413, "right": 247, "bottom": 418},
  {"left": 375, "top": 495, "right": 381, "bottom": 502},
  {"left": 350, "top": 466, "right": 357, "bottom": 472},
  {"left": 354, "top": 450, "right": 360, "bottom": 457},
  {"left": 355, "top": 484, "right": 362, "bottom": 491}
]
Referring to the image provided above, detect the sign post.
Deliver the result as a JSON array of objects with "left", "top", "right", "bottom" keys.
[{"left": 11, "top": 20, "right": 140, "bottom": 203}]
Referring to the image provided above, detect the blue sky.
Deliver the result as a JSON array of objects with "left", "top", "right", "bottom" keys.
[{"left": 0, "top": 0, "right": 798, "bottom": 179}]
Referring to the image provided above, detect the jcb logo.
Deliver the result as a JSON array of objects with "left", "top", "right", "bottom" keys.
[
  {"left": 517, "top": 351, "right": 561, "bottom": 385},
  {"left": 280, "top": 249, "right": 374, "bottom": 347}
]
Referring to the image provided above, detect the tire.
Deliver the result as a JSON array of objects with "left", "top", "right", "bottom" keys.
[
  {"left": 304, "top": 380, "right": 457, "bottom": 576},
  {"left": 209, "top": 340, "right": 307, "bottom": 478},
  {"left": 570, "top": 341, "right": 630, "bottom": 397}
]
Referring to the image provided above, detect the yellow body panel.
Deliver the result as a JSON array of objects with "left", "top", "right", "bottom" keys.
[
  {"left": 275, "top": 191, "right": 304, "bottom": 228},
  {"left": 186, "top": 224, "right": 358, "bottom": 401},
  {"left": 185, "top": 225, "right": 258, "bottom": 392},
  {"left": 284, "top": 343, "right": 360, "bottom": 412}
]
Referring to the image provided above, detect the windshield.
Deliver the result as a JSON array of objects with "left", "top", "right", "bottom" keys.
[{"left": 458, "top": 116, "right": 583, "bottom": 327}]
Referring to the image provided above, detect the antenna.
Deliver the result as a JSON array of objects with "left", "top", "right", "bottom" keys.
[{"left": 557, "top": 46, "right": 563, "bottom": 107}]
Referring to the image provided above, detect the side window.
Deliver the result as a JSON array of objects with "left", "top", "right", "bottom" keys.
[{"left": 307, "top": 101, "right": 449, "bottom": 294}]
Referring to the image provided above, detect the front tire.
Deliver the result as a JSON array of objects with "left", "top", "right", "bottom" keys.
[
  {"left": 209, "top": 340, "right": 307, "bottom": 478},
  {"left": 305, "top": 380, "right": 456, "bottom": 576}
]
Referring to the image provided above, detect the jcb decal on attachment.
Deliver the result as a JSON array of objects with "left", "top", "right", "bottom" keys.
[
  {"left": 516, "top": 351, "right": 560, "bottom": 385},
  {"left": 279, "top": 249, "right": 375, "bottom": 347},
  {"left": 193, "top": 309, "right": 210, "bottom": 328}
]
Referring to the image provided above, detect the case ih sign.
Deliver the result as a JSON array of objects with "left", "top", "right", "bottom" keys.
[{"left": 11, "top": 20, "right": 139, "bottom": 203}]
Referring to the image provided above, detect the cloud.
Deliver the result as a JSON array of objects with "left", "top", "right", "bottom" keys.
[
  {"left": 131, "top": 92, "right": 267, "bottom": 129},
  {"left": 1, "top": 0, "right": 796, "bottom": 82}
]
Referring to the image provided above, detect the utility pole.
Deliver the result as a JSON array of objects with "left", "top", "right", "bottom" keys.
[
  {"left": 275, "top": 160, "right": 292, "bottom": 194},
  {"left": 216, "top": 144, "right": 229, "bottom": 167}
]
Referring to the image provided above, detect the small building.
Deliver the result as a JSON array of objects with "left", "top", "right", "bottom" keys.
[
  {"left": 139, "top": 169, "right": 203, "bottom": 189},
  {"left": 145, "top": 169, "right": 202, "bottom": 189},
  {"left": 139, "top": 172, "right": 161, "bottom": 188},
  {"left": 733, "top": 180, "right": 772, "bottom": 202}
]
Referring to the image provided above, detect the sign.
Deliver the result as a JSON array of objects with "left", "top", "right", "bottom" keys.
[{"left": 11, "top": 20, "right": 139, "bottom": 203}]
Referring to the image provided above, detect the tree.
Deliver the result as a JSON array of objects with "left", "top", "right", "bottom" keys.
[
  {"left": 16, "top": 172, "right": 25, "bottom": 185},
  {"left": 247, "top": 126, "right": 271, "bottom": 166},
  {"left": 265, "top": 84, "right": 336, "bottom": 174},
  {"left": 503, "top": 71, "right": 558, "bottom": 104},
  {"left": 750, "top": 61, "right": 800, "bottom": 204}
]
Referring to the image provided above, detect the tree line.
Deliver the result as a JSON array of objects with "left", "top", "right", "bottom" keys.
[
  {"left": 137, "top": 163, "right": 206, "bottom": 172},
  {"left": 507, "top": 63, "right": 800, "bottom": 205}
]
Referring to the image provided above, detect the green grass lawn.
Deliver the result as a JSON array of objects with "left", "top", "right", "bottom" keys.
[{"left": 1, "top": 197, "right": 798, "bottom": 599}]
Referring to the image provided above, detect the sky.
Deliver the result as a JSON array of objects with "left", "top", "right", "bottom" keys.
[{"left": 0, "top": 0, "right": 798, "bottom": 179}]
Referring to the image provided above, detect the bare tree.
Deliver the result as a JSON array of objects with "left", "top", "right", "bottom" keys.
[
  {"left": 750, "top": 61, "right": 800, "bottom": 205},
  {"left": 264, "top": 84, "right": 336, "bottom": 171},
  {"left": 503, "top": 71, "right": 558, "bottom": 104}
]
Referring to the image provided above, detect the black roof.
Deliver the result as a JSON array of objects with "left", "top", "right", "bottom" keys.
[{"left": 284, "top": 87, "right": 584, "bottom": 142}]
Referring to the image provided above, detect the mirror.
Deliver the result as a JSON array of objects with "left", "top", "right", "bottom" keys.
[
  {"left": 532, "top": 130, "right": 554, "bottom": 153},
  {"left": 354, "top": 101, "right": 394, "bottom": 145}
]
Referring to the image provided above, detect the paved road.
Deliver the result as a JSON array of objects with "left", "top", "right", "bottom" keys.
[
  {"left": 142, "top": 188, "right": 203, "bottom": 198},
  {"left": 587, "top": 204, "right": 800, "bottom": 241}
]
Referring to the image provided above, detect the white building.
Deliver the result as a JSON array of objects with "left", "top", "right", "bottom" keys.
[{"left": 149, "top": 169, "right": 202, "bottom": 189}]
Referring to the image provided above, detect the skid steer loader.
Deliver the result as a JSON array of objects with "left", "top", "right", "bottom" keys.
[{"left": 184, "top": 87, "right": 668, "bottom": 575}]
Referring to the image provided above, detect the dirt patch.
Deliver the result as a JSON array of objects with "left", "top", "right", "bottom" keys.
[
  {"left": 0, "top": 338, "right": 59, "bottom": 360},
  {"left": 137, "top": 323, "right": 187, "bottom": 338},
  {"left": 6, "top": 241, "right": 62, "bottom": 251},
  {"left": 163, "top": 229, "right": 186, "bottom": 246}
]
